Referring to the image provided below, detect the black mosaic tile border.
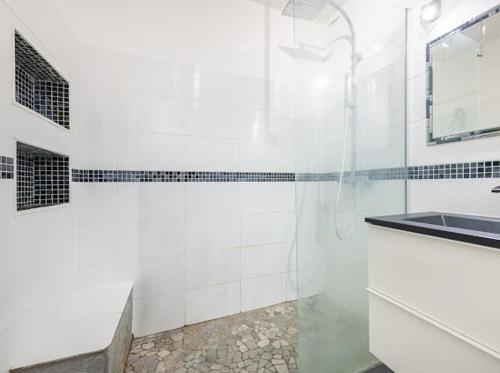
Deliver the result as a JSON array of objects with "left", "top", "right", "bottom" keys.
[
  {"left": 66, "top": 161, "right": 500, "bottom": 184},
  {"left": 72, "top": 170, "right": 295, "bottom": 183},
  {"left": 408, "top": 161, "right": 500, "bottom": 180},
  {"left": 0, "top": 156, "right": 14, "bottom": 179}
]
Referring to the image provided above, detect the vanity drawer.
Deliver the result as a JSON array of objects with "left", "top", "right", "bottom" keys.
[
  {"left": 368, "top": 226, "right": 500, "bottom": 353},
  {"left": 369, "top": 292, "right": 500, "bottom": 373}
]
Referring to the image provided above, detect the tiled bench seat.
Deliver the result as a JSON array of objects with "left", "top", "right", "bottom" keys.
[{"left": 10, "top": 282, "right": 133, "bottom": 373}]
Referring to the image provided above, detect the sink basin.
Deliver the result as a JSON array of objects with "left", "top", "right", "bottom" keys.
[
  {"left": 365, "top": 212, "right": 500, "bottom": 249},
  {"left": 405, "top": 214, "right": 500, "bottom": 234}
]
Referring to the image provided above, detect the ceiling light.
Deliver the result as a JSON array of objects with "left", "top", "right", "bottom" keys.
[{"left": 421, "top": 0, "right": 442, "bottom": 24}]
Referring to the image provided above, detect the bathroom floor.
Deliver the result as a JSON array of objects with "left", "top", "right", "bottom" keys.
[{"left": 126, "top": 302, "right": 298, "bottom": 373}]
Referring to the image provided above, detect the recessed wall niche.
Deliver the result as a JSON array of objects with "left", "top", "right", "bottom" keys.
[
  {"left": 14, "top": 31, "right": 70, "bottom": 129},
  {"left": 16, "top": 142, "right": 69, "bottom": 211}
]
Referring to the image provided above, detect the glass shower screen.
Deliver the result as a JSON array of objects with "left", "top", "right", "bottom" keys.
[{"left": 292, "top": 0, "right": 408, "bottom": 372}]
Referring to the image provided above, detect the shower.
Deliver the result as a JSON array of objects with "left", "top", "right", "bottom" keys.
[{"left": 281, "top": 0, "right": 362, "bottom": 239}]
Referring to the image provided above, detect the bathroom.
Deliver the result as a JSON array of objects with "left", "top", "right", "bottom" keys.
[{"left": 1, "top": 0, "right": 500, "bottom": 371}]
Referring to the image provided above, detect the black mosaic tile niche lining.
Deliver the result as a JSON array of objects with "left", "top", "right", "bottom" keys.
[
  {"left": 0, "top": 156, "right": 14, "bottom": 179},
  {"left": 16, "top": 143, "right": 69, "bottom": 211},
  {"left": 15, "top": 31, "right": 70, "bottom": 129}
]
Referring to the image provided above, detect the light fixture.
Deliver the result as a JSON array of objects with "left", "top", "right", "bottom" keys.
[{"left": 420, "top": 0, "right": 442, "bottom": 24}]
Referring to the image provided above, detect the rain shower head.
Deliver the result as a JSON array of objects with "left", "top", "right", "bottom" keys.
[
  {"left": 282, "top": 0, "right": 328, "bottom": 21},
  {"left": 279, "top": 45, "right": 333, "bottom": 62}
]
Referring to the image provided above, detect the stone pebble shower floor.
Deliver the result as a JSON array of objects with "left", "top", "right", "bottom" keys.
[{"left": 126, "top": 302, "right": 298, "bottom": 373}]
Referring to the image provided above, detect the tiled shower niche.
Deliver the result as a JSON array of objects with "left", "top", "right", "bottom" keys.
[
  {"left": 15, "top": 31, "right": 70, "bottom": 129},
  {"left": 16, "top": 142, "right": 69, "bottom": 211}
]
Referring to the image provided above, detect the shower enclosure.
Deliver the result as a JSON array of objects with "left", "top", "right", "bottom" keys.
[{"left": 291, "top": 0, "right": 408, "bottom": 372}]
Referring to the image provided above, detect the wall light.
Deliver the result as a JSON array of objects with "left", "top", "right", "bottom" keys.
[{"left": 421, "top": 0, "right": 442, "bottom": 24}]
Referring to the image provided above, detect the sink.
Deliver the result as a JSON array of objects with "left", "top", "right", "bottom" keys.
[
  {"left": 405, "top": 214, "right": 500, "bottom": 234},
  {"left": 365, "top": 212, "right": 500, "bottom": 249}
]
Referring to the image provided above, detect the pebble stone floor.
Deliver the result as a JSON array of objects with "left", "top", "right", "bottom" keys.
[{"left": 126, "top": 302, "right": 298, "bottom": 373}]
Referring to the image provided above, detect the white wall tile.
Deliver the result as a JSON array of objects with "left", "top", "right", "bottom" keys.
[
  {"left": 185, "top": 183, "right": 241, "bottom": 217},
  {"left": 139, "top": 133, "right": 185, "bottom": 170},
  {"left": 117, "top": 184, "right": 140, "bottom": 222},
  {"left": 185, "top": 136, "right": 239, "bottom": 171},
  {"left": 133, "top": 292, "right": 185, "bottom": 337},
  {"left": 117, "top": 130, "right": 140, "bottom": 169},
  {"left": 285, "top": 212, "right": 296, "bottom": 242},
  {"left": 117, "top": 221, "right": 140, "bottom": 262},
  {"left": 407, "top": 73, "right": 426, "bottom": 124},
  {"left": 240, "top": 140, "right": 286, "bottom": 172},
  {"left": 185, "top": 248, "right": 241, "bottom": 289},
  {"left": 77, "top": 45, "right": 116, "bottom": 86},
  {"left": 73, "top": 126, "right": 117, "bottom": 169},
  {"left": 241, "top": 274, "right": 286, "bottom": 312},
  {"left": 284, "top": 183, "right": 296, "bottom": 212},
  {"left": 79, "top": 263, "right": 118, "bottom": 289},
  {"left": 75, "top": 184, "right": 117, "bottom": 224},
  {"left": 287, "top": 242, "right": 297, "bottom": 272},
  {"left": 408, "top": 179, "right": 500, "bottom": 217},
  {"left": 185, "top": 214, "right": 240, "bottom": 252},
  {"left": 238, "top": 110, "right": 293, "bottom": 143},
  {"left": 241, "top": 243, "right": 286, "bottom": 279},
  {"left": 184, "top": 101, "right": 237, "bottom": 138},
  {"left": 138, "top": 218, "right": 185, "bottom": 259},
  {"left": 79, "top": 223, "right": 117, "bottom": 266},
  {"left": 78, "top": 86, "right": 116, "bottom": 131},
  {"left": 0, "top": 4, "right": 13, "bottom": 85},
  {"left": 148, "top": 95, "right": 184, "bottom": 134},
  {"left": 241, "top": 212, "right": 286, "bottom": 246},
  {"left": 118, "top": 255, "right": 185, "bottom": 298},
  {"left": 140, "top": 183, "right": 185, "bottom": 220},
  {"left": 286, "top": 271, "right": 298, "bottom": 301},
  {"left": 185, "top": 282, "right": 240, "bottom": 325},
  {"left": 116, "top": 91, "right": 148, "bottom": 132},
  {"left": 241, "top": 183, "right": 285, "bottom": 213}
]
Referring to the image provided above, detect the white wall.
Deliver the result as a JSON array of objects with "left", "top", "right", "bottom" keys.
[
  {"left": 67, "top": 1, "right": 299, "bottom": 337},
  {"left": 73, "top": 45, "right": 297, "bottom": 337},
  {"left": 0, "top": 0, "right": 81, "bottom": 371},
  {"left": 407, "top": 0, "right": 500, "bottom": 216},
  {"left": 0, "top": 2, "right": 298, "bottom": 371}
]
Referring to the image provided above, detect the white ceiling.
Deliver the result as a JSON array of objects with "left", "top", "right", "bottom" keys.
[{"left": 248, "top": 0, "right": 289, "bottom": 11}]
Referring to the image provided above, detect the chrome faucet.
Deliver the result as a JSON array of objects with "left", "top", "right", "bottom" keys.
[{"left": 492, "top": 186, "right": 500, "bottom": 193}]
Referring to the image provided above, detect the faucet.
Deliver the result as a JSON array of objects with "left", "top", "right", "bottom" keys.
[{"left": 492, "top": 186, "right": 500, "bottom": 193}]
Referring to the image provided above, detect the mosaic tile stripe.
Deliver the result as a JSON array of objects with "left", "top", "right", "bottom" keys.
[
  {"left": 72, "top": 170, "right": 295, "bottom": 183},
  {"left": 0, "top": 156, "right": 14, "bottom": 179},
  {"left": 408, "top": 161, "right": 500, "bottom": 180},
  {"left": 69, "top": 161, "right": 500, "bottom": 183}
]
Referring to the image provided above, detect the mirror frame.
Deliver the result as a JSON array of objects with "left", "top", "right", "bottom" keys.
[{"left": 426, "top": 4, "right": 500, "bottom": 145}]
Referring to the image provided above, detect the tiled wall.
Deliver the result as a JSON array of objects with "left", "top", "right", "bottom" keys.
[
  {"left": 0, "top": 4, "right": 298, "bottom": 367},
  {"left": 407, "top": 0, "right": 500, "bottom": 216},
  {"left": 0, "top": 0, "right": 79, "bottom": 372},
  {"left": 73, "top": 42, "right": 297, "bottom": 337}
]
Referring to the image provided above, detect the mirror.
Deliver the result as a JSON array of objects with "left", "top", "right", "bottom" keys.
[{"left": 427, "top": 5, "right": 500, "bottom": 145}]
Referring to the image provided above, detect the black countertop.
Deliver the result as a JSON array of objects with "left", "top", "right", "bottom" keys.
[{"left": 365, "top": 212, "right": 500, "bottom": 249}]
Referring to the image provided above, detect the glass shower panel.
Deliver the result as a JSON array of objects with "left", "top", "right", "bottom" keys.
[{"left": 293, "top": 1, "right": 407, "bottom": 372}]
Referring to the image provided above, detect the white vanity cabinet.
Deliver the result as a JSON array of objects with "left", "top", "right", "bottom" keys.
[{"left": 368, "top": 226, "right": 500, "bottom": 373}]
